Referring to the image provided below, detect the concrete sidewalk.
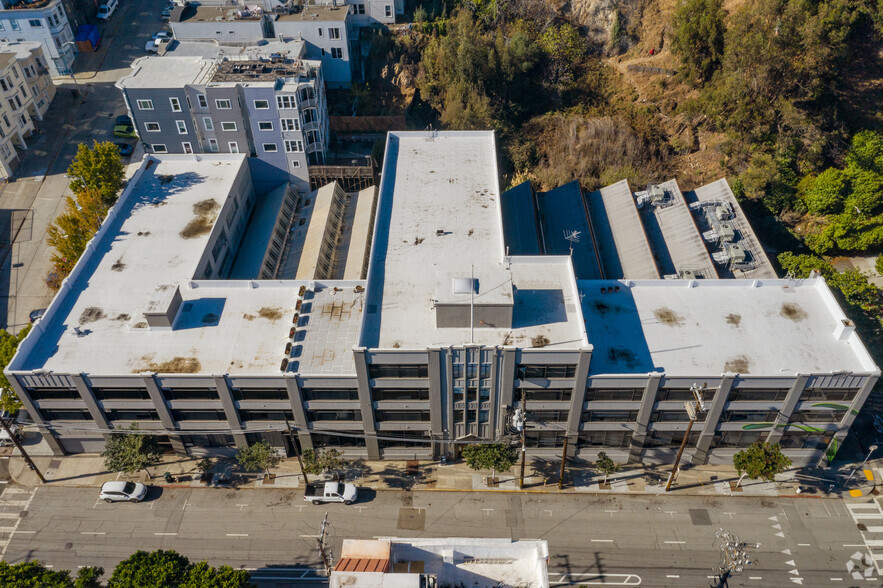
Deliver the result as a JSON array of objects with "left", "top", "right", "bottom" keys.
[{"left": 7, "top": 450, "right": 876, "bottom": 500}]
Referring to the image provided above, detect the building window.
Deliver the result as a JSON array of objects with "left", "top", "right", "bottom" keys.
[
  {"left": 585, "top": 388, "right": 643, "bottom": 402},
  {"left": 136, "top": 99, "right": 154, "bottom": 110},
  {"left": 40, "top": 409, "right": 91, "bottom": 420},
  {"left": 581, "top": 410, "right": 638, "bottom": 422},
  {"left": 525, "top": 431, "right": 565, "bottom": 448},
  {"left": 307, "top": 410, "right": 361, "bottom": 421},
  {"left": 197, "top": 94, "right": 207, "bottom": 108},
  {"left": 385, "top": 5, "right": 392, "bottom": 17},
  {"left": 27, "top": 388, "right": 80, "bottom": 400},
  {"left": 523, "top": 389, "right": 571, "bottom": 401},
  {"left": 258, "top": 121, "right": 273, "bottom": 131},
  {"left": 276, "top": 95, "right": 296, "bottom": 109},
  {"left": 372, "top": 389, "right": 429, "bottom": 401},
  {"left": 169, "top": 97, "right": 182, "bottom": 112},
  {"left": 302, "top": 108, "right": 318, "bottom": 124},
  {"left": 92, "top": 388, "right": 151, "bottom": 401},
  {"left": 281, "top": 118, "right": 299, "bottom": 131},
  {"left": 728, "top": 388, "right": 790, "bottom": 402},
  {"left": 799, "top": 388, "right": 859, "bottom": 402},
  {"left": 313, "top": 432, "right": 366, "bottom": 448},
  {"left": 375, "top": 410, "right": 430, "bottom": 422},
  {"left": 712, "top": 431, "right": 762, "bottom": 448},
  {"left": 220, "top": 121, "right": 237, "bottom": 131},
  {"left": 231, "top": 388, "right": 289, "bottom": 401},
  {"left": 228, "top": 142, "right": 239, "bottom": 153},
  {"left": 215, "top": 99, "right": 232, "bottom": 109},
  {"left": 368, "top": 364, "right": 429, "bottom": 379},
  {"left": 329, "top": 28, "right": 340, "bottom": 39},
  {"left": 656, "top": 388, "right": 715, "bottom": 402},
  {"left": 720, "top": 410, "right": 778, "bottom": 423},
  {"left": 284, "top": 140, "right": 303, "bottom": 153},
  {"left": 353, "top": 3, "right": 365, "bottom": 14},
  {"left": 651, "top": 410, "right": 707, "bottom": 422},
  {"left": 578, "top": 431, "right": 633, "bottom": 448},
  {"left": 778, "top": 431, "right": 833, "bottom": 450},
  {"left": 791, "top": 409, "right": 847, "bottom": 423},
  {"left": 106, "top": 410, "right": 160, "bottom": 421},
  {"left": 144, "top": 122, "right": 160, "bottom": 132},
  {"left": 291, "top": 160, "right": 301, "bottom": 168},
  {"left": 318, "top": 28, "right": 323, "bottom": 37},
  {"left": 175, "top": 120, "right": 187, "bottom": 134},
  {"left": 377, "top": 432, "right": 431, "bottom": 449},
  {"left": 518, "top": 365, "right": 576, "bottom": 379},
  {"left": 0, "top": 77, "right": 9, "bottom": 92},
  {"left": 253, "top": 99, "right": 269, "bottom": 109},
  {"left": 152, "top": 144, "right": 167, "bottom": 153},
  {"left": 239, "top": 410, "right": 294, "bottom": 421},
  {"left": 11, "top": 21, "right": 19, "bottom": 32},
  {"left": 202, "top": 116, "right": 213, "bottom": 131},
  {"left": 182, "top": 142, "right": 193, "bottom": 154},
  {"left": 644, "top": 430, "right": 701, "bottom": 448},
  {"left": 208, "top": 138, "right": 219, "bottom": 152},
  {"left": 172, "top": 410, "right": 227, "bottom": 421},
  {"left": 162, "top": 388, "right": 218, "bottom": 401},
  {"left": 331, "top": 47, "right": 342, "bottom": 59},
  {"left": 302, "top": 389, "right": 359, "bottom": 401},
  {"left": 527, "top": 410, "right": 570, "bottom": 423},
  {"left": 28, "top": 19, "right": 42, "bottom": 27}
]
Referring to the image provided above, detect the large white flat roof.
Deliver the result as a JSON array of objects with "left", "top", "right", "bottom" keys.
[
  {"left": 581, "top": 278, "right": 879, "bottom": 376},
  {"left": 361, "top": 131, "right": 587, "bottom": 349}
]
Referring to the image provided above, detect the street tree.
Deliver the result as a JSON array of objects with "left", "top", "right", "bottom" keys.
[
  {"left": 595, "top": 451, "right": 620, "bottom": 484},
  {"left": 302, "top": 448, "right": 345, "bottom": 476},
  {"left": 101, "top": 423, "right": 162, "bottom": 478},
  {"left": 46, "top": 188, "right": 112, "bottom": 287},
  {"left": 108, "top": 549, "right": 190, "bottom": 588},
  {"left": 67, "top": 141, "right": 124, "bottom": 205},
  {"left": 74, "top": 566, "right": 105, "bottom": 588},
  {"left": 0, "top": 324, "right": 30, "bottom": 412},
  {"left": 461, "top": 443, "right": 518, "bottom": 484},
  {"left": 670, "top": 0, "right": 727, "bottom": 83},
  {"left": 733, "top": 440, "right": 791, "bottom": 486},
  {"left": 0, "top": 560, "right": 78, "bottom": 587},
  {"left": 236, "top": 440, "right": 281, "bottom": 478},
  {"left": 179, "top": 561, "right": 251, "bottom": 588}
]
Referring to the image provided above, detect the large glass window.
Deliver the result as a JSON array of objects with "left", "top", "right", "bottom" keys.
[
  {"left": 578, "top": 430, "right": 633, "bottom": 448},
  {"left": 799, "top": 388, "right": 859, "bottom": 402},
  {"left": 368, "top": 365, "right": 428, "bottom": 379},
  {"left": 656, "top": 388, "right": 716, "bottom": 402},
  {"left": 525, "top": 430, "right": 565, "bottom": 448},
  {"left": 239, "top": 410, "right": 293, "bottom": 421},
  {"left": 585, "top": 388, "right": 643, "bottom": 402},
  {"left": 312, "top": 432, "right": 365, "bottom": 448},
  {"left": 791, "top": 409, "right": 847, "bottom": 423},
  {"left": 171, "top": 410, "right": 226, "bottom": 421},
  {"left": 518, "top": 365, "right": 576, "bottom": 379},
  {"left": 711, "top": 431, "right": 762, "bottom": 448},
  {"left": 720, "top": 410, "right": 778, "bottom": 422},
  {"left": 232, "top": 388, "right": 288, "bottom": 401},
  {"left": 581, "top": 410, "right": 638, "bottom": 422},
  {"left": 651, "top": 410, "right": 707, "bottom": 422},
  {"left": 308, "top": 410, "right": 361, "bottom": 421},
  {"left": 728, "top": 388, "right": 790, "bottom": 402},
  {"left": 28, "top": 388, "right": 80, "bottom": 400},
  {"left": 778, "top": 431, "right": 832, "bottom": 450},
  {"left": 377, "top": 432, "right": 430, "bottom": 449},
  {"left": 528, "top": 410, "right": 569, "bottom": 422},
  {"left": 524, "top": 389, "right": 571, "bottom": 401},
  {"left": 375, "top": 410, "right": 430, "bottom": 422},
  {"left": 302, "top": 389, "right": 358, "bottom": 401},
  {"left": 92, "top": 388, "right": 151, "bottom": 401},
  {"left": 372, "top": 389, "right": 428, "bottom": 401},
  {"left": 106, "top": 410, "right": 159, "bottom": 421},
  {"left": 40, "top": 409, "right": 91, "bottom": 420},
  {"left": 162, "top": 388, "right": 218, "bottom": 401},
  {"left": 643, "top": 430, "right": 701, "bottom": 448}
]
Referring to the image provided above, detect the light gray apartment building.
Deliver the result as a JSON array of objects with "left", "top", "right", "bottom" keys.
[
  {"left": 169, "top": 4, "right": 355, "bottom": 87},
  {"left": 5, "top": 133, "right": 879, "bottom": 469},
  {"left": 116, "top": 46, "right": 328, "bottom": 192},
  {"left": 0, "top": 0, "right": 76, "bottom": 77}
]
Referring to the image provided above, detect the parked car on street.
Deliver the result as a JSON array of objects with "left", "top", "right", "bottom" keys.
[
  {"left": 114, "top": 142, "right": 134, "bottom": 157},
  {"left": 115, "top": 115, "right": 132, "bottom": 127},
  {"left": 145, "top": 37, "right": 171, "bottom": 54},
  {"left": 99, "top": 481, "right": 147, "bottom": 503},
  {"left": 153, "top": 31, "right": 172, "bottom": 40},
  {"left": 97, "top": 0, "right": 118, "bottom": 21},
  {"left": 304, "top": 481, "right": 357, "bottom": 505},
  {"left": 113, "top": 122, "right": 137, "bottom": 139}
]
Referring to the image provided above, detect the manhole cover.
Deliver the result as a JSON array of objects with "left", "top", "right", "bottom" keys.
[
  {"left": 65, "top": 542, "right": 72, "bottom": 550},
  {"left": 858, "top": 523, "right": 868, "bottom": 532},
  {"left": 397, "top": 507, "right": 425, "bottom": 531}
]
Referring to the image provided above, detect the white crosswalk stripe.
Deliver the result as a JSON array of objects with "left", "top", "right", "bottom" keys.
[
  {"left": 0, "top": 485, "right": 36, "bottom": 559},
  {"left": 846, "top": 500, "right": 883, "bottom": 575}
]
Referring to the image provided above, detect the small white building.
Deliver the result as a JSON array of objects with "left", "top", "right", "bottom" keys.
[
  {"left": 0, "top": 0, "right": 76, "bottom": 77},
  {"left": 330, "top": 538, "right": 550, "bottom": 588}
]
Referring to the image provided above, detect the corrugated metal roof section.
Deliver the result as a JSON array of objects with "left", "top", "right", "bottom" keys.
[
  {"left": 535, "top": 181, "right": 603, "bottom": 280},
  {"left": 500, "top": 181, "right": 542, "bottom": 255},
  {"left": 334, "top": 557, "right": 390, "bottom": 573}
]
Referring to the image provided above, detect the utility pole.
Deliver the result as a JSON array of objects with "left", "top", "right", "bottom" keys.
[
  {"left": 0, "top": 415, "right": 44, "bottom": 484},
  {"left": 558, "top": 436, "right": 568, "bottom": 490},
  {"left": 317, "top": 512, "right": 334, "bottom": 576},
  {"left": 664, "top": 383, "right": 708, "bottom": 492},
  {"left": 518, "top": 387, "right": 527, "bottom": 489},
  {"left": 284, "top": 416, "right": 309, "bottom": 484}
]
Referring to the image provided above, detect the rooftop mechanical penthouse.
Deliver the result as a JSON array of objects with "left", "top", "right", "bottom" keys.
[{"left": 6, "top": 132, "right": 879, "bottom": 466}]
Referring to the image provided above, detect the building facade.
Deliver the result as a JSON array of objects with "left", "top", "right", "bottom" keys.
[
  {"left": 0, "top": 0, "right": 76, "bottom": 76},
  {"left": 6, "top": 134, "right": 880, "bottom": 469},
  {"left": 116, "top": 49, "right": 328, "bottom": 192},
  {"left": 0, "top": 41, "right": 55, "bottom": 179}
]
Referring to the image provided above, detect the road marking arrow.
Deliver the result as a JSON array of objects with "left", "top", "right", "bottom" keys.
[
  {"left": 790, "top": 578, "right": 804, "bottom": 585},
  {"left": 772, "top": 524, "right": 782, "bottom": 530},
  {"left": 769, "top": 516, "right": 779, "bottom": 521},
  {"left": 781, "top": 549, "right": 792, "bottom": 555},
  {"left": 785, "top": 560, "right": 796, "bottom": 566},
  {"left": 789, "top": 569, "right": 800, "bottom": 575},
  {"left": 775, "top": 532, "right": 785, "bottom": 538}
]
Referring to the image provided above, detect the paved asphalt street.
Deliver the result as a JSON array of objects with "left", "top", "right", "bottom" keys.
[{"left": 0, "top": 481, "right": 874, "bottom": 587}]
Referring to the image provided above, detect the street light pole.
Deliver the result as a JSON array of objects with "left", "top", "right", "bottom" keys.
[
  {"left": 664, "top": 383, "right": 708, "bottom": 492},
  {"left": 845, "top": 444, "right": 878, "bottom": 487}
]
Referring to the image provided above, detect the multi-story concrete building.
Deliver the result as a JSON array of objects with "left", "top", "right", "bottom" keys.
[
  {"left": 169, "top": 4, "right": 355, "bottom": 87},
  {"left": 0, "top": 0, "right": 76, "bottom": 76},
  {"left": 0, "top": 41, "right": 55, "bottom": 179},
  {"left": 6, "top": 133, "right": 879, "bottom": 469},
  {"left": 261, "top": 0, "right": 401, "bottom": 26},
  {"left": 116, "top": 45, "right": 328, "bottom": 192}
]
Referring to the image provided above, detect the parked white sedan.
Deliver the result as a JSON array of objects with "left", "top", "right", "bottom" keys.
[{"left": 99, "top": 481, "right": 147, "bottom": 503}]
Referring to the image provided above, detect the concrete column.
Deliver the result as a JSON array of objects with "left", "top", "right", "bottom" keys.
[
  {"left": 444, "top": 348, "right": 455, "bottom": 457},
  {"left": 766, "top": 375, "right": 809, "bottom": 446},
  {"left": 141, "top": 374, "right": 185, "bottom": 455},
  {"left": 9, "top": 376, "right": 64, "bottom": 455},
  {"left": 564, "top": 348, "right": 591, "bottom": 458},
  {"left": 214, "top": 376, "right": 247, "bottom": 449},
  {"left": 353, "top": 348, "right": 380, "bottom": 459},
  {"left": 284, "top": 373, "right": 308, "bottom": 429},
  {"left": 693, "top": 376, "right": 734, "bottom": 464},
  {"left": 72, "top": 374, "right": 110, "bottom": 431},
  {"left": 427, "top": 348, "right": 444, "bottom": 457},
  {"left": 629, "top": 374, "right": 662, "bottom": 462},
  {"left": 843, "top": 375, "right": 879, "bottom": 431}
]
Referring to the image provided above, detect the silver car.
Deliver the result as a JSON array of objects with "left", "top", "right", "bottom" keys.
[{"left": 99, "top": 481, "right": 147, "bottom": 503}]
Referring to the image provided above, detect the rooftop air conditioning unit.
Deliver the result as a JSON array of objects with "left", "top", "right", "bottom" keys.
[
  {"left": 648, "top": 185, "right": 666, "bottom": 204},
  {"left": 727, "top": 243, "right": 747, "bottom": 264},
  {"left": 718, "top": 222, "right": 735, "bottom": 242},
  {"left": 680, "top": 270, "right": 697, "bottom": 280}
]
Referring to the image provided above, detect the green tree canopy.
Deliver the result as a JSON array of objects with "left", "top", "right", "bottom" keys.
[
  {"left": 301, "top": 448, "right": 345, "bottom": 475},
  {"left": 0, "top": 324, "right": 30, "bottom": 412},
  {"left": 67, "top": 141, "right": 124, "bottom": 205},
  {"left": 733, "top": 441, "right": 792, "bottom": 482},
  {"left": 46, "top": 188, "right": 112, "bottom": 287},
  {"left": 595, "top": 451, "right": 621, "bottom": 483},
  {"left": 101, "top": 423, "right": 162, "bottom": 476},
  {"left": 0, "top": 560, "right": 76, "bottom": 587},
  {"left": 236, "top": 441, "right": 281, "bottom": 476},
  {"left": 804, "top": 168, "right": 849, "bottom": 215},
  {"left": 670, "top": 0, "right": 727, "bottom": 83},
  {"left": 461, "top": 443, "right": 518, "bottom": 483},
  {"left": 74, "top": 566, "right": 105, "bottom": 588},
  {"left": 179, "top": 562, "right": 251, "bottom": 588},
  {"left": 108, "top": 550, "right": 190, "bottom": 588}
]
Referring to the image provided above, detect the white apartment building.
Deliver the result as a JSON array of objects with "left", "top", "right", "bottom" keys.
[
  {"left": 0, "top": 41, "right": 56, "bottom": 179},
  {"left": 0, "top": 0, "right": 76, "bottom": 77}
]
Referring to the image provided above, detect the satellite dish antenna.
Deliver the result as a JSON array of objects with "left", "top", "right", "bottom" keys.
[{"left": 564, "top": 230, "right": 581, "bottom": 256}]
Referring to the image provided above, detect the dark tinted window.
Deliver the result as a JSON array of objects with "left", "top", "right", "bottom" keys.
[
  {"left": 643, "top": 430, "right": 701, "bottom": 448},
  {"left": 791, "top": 409, "right": 847, "bottom": 423},
  {"left": 312, "top": 432, "right": 366, "bottom": 448},
  {"left": 171, "top": 410, "right": 226, "bottom": 421},
  {"left": 308, "top": 410, "right": 361, "bottom": 421},
  {"left": 232, "top": 388, "right": 289, "bottom": 401},
  {"left": 652, "top": 410, "right": 707, "bottom": 422},
  {"left": 720, "top": 410, "right": 778, "bottom": 422},
  {"left": 302, "top": 389, "right": 359, "bottom": 401},
  {"left": 578, "top": 431, "right": 633, "bottom": 447},
  {"left": 41, "top": 409, "right": 91, "bottom": 420},
  {"left": 163, "top": 388, "right": 218, "bottom": 401},
  {"left": 585, "top": 389, "right": 643, "bottom": 401},
  {"left": 28, "top": 388, "right": 80, "bottom": 400},
  {"left": 368, "top": 365, "right": 428, "bottom": 379},
  {"left": 657, "top": 388, "right": 715, "bottom": 402},
  {"left": 518, "top": 365, "right": 576, "bottom": 379},
  {"left": 527, "top": 410, "right": 569, "bottom": 422},
  {"left": 123, "top": 482, "right": 136, "bottom": 494},
  {"left": 778, "top": 432, "right": 832, "bottom": 450},
  {"left": 728, "top": 388, "right": 789, "bottom": 402},
  {"left": 799, "top": 388, "right": 859, "bottom": 402},
  {"left": 106, "top": 410, "right": 159, "bottom": 421},
  {"left": 375, "top": 410, "right": 430, "bottom": 422},
  {"left": 239, "top": 410, "right": 294, "bottom": 421},
  {"left": 92, "top": 388, "right": 150, "bottom": 401},
  {"left": 372, "top": 389, "right": 429, "bottom": 401},
  {"left": 712, "top": 431, "right": 762, "bottom": 448},
  {"left": 581, "top": 410, "right": 638, "bottom": 422},
  {"left": 523, "top": 389, "right": 571, "bottom": 401}
]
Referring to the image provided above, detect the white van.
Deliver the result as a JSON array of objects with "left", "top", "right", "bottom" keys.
[{"left": 97, "top": 0, "right": 118, "bottom": 21}]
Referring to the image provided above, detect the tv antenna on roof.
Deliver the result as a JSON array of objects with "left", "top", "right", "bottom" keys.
[{"left": 564, "top": 230, "right": 581, "bottom": 256}]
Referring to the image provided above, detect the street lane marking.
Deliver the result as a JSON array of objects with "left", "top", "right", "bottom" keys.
[
  {"left": 664, "top": 540, "right": 685, "bottom": 544},
  {"left": 797, "top": 543, "right": 811, "bottom": 546},
  {"left": 666, "top": 575, "right": 680, "bottom": 578},
  {"left": 236, "top": 504, "right": 248, "bottom": 511},
  {"left": 590, "top": 539, "right": 613, "bottom": 542},
  {"left": 155, "top": 532, "right": 177, "bottom": 536},
  {"left": 831, "top": 578, "right": 843, "bottom": 581},
  {"left": 226, "top": 533, "right": 248, "bottom": 537},
  {"left": 0, "top": 487, "right": 36, "bottom": 557},
  {"left": 749, "top": 577, "right": 763, "bottom": 580},
  {"left": 80, "top": 532, "right": 105, "bottom": 535}
]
